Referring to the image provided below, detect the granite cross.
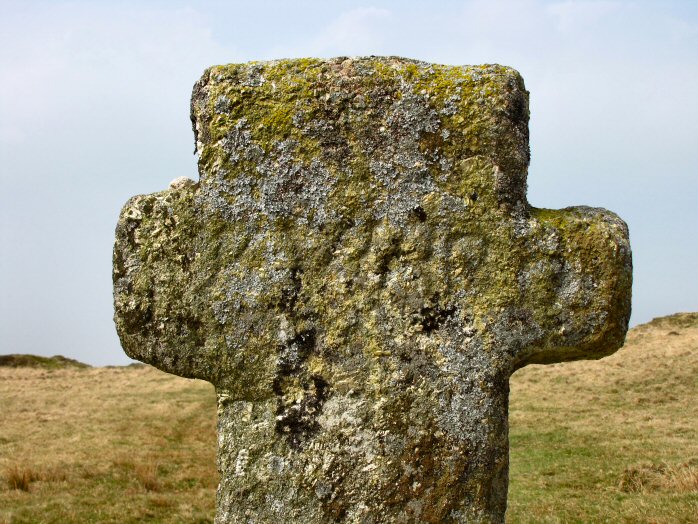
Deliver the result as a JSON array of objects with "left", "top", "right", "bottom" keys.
[{"left": 113, "top": 57, "right": 632, "bottom": 523}]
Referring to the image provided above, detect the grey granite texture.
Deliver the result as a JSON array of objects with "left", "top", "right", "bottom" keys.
[{"left": 113, "top": 57, "right": 632, "bottom": 523}]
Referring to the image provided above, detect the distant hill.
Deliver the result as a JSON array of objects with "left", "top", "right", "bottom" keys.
[
  {"left": 0, "top": 354, "right": 90, "bottom": 369},
  {"left": 638, "top": 311, "right": 698, "bottom": 330}
]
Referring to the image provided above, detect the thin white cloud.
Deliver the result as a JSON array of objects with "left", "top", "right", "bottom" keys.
[
  {"left": 315, "top": 7, "right": 391, "bottom": 53},
  {"left": 266, "top": 7, "right": 392, "bottom": 58},
  {"left": 0, "top": 3, "right": 236, "bottom": 149},
  {"left": 546, "top": 0, "right": 621, "bottom": 33}
]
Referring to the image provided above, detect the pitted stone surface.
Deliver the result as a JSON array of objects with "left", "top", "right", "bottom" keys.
[{"left": 113, "top": 57, "right": 632, "bottom": 523}]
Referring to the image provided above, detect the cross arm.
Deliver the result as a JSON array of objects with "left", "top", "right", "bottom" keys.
[
  {"left": 512, "top": 205, "right": 632, "bottom": 369},
  {"left": 112, "top": 180, "right": 217, "bottom": 382}
]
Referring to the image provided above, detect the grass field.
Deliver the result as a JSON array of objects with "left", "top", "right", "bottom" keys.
[
  {"left": 1, "top": 313, "right": 696, "bottom": 523},
  {"left": 507, "top": 313, "right": 698, "bottom": 523}
]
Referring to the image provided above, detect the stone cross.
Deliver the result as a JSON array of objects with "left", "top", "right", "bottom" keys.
[{"left": 113, "top": 57, "right": 632, "bottom": 523}]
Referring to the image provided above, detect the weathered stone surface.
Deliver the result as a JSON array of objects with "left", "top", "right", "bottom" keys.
[{"left": 113, "top": 57, "right": 632, "bottom": 523}]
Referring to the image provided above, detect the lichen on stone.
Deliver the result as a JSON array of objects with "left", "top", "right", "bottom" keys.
[{"left": 114, "top": 56, "right": 632, "bottom": 523}]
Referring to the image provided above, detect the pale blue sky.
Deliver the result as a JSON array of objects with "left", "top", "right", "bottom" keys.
[{"left": 1, "top": 0, "right": 696, "bottom": 365}]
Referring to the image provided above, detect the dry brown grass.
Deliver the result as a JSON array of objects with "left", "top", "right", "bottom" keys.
[
  {"left": 4, "top": 465, "right": 39, "bottom": 491},
  {"left": 134, "top": 461, "right": 161, "bottom": 492},
  {"left": 0, "top": 364, "right": 217, "bottom": 523},
  {"left": 4, "top": 463, "right": 70, "bottom": 492},
  {"left": 619, "top": 460, "right": 698, "bottom": 493}
]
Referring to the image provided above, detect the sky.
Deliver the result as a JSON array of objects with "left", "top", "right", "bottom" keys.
[{"left": 1, "top": 0, "right": 696, "bottom": 366}]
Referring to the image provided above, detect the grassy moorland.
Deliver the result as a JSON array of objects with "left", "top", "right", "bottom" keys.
[
  {"left": 1, "top": 313, "right": 696, "bottom": 523},
  {"left": 0, "top": 362, "right": 217, "bottom": 523},
  {"left": 507, "top": 313, "right": 698, "bottom": 523}
]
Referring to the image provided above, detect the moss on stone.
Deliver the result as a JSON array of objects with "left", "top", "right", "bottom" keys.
[{"left": 114, "top": 57, "right": 631, "bottom": 523}]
